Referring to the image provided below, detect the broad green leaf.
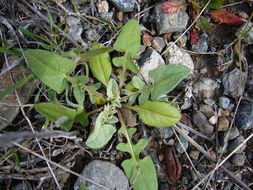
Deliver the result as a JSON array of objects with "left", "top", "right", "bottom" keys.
[
  {"left": 112, "top": 56, "right": 138, "bottom": 73},
  {"left": 75, "top": 107, "right": 89, "bottom": 127},
  {"left": 80, "top": 46, "right": 113, "bottom": 61},
  {"left": 25, "top": 49, "right": 76, "bottom": 94},
  {"left": 149, "top": 64, "right": 190, "bottom": 100},
  {"left": 132, "top": 76, "right": 146, "bottom": 90},
  {"left": 88, "top": 44, "right": 112, "bottom": 86},
  {"left": 116, "top": 127, "right": 158, "bottom": 190},
  {"left": 34, "top": 103, "right": 76, "bottom": 130},
  {"left": 0, "top": 74, "right": 33, "bottom": 101},
  {"left": 129, "top": 101, "right": 181, "bottom": 127},
  {"left": 113, "top": 19, "right": 140, "bottom": 56},
  {"left": 86, "top": 106, "right": 117, "bottom": 149}
]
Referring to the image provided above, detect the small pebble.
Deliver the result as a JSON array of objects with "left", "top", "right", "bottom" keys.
[
  {"left": 217, "top": 117, "right": 229, "bottom": 131},
  {"left": 142, "top": 32, "right": 153, "bottom": 47},
  {"left": 232, "top": 153, "right": 246, "bottom": 166},
  {"left": 225, "top": 127, "right": 240, "bottom": 141},
  {"left": 209, "top": 115, "right": 218, "bottom": 125},
  {"left": 228, "top": 135, "right": 247, "bottom": 153},
  {"left": 66, "top": 16, "right": 80, "bottom": 28},
  {"left": 219, "top": 97, "right": 230, "bottom": 109},
  {"left": 97, "top": 0, "right": 109, "bottom": 13},
  {"left": 116, "top": 11, "right": 124, "bottom": 21},
  {"left": 199, "top": 104, "right": 215, "bottom": 118},
  {"left": 189, "top": 150, "right": 200, "bottom": 160},
  {"left": 152, "top": 37, "right": 165, "bottom": 53},
  {"left": 193, "top": 111, "right": 214, "bottom": 136},
  {"left": 85, "top": 28, "right": 100, "bottom": 41}
]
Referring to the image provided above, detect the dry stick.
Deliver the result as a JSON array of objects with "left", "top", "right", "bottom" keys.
[
  {"left": 192, "top": 133, "right": 253, "bottom": 190},
  {"left": 20, "top": 0, "right": 79, "bottom": 46},
  {"left": 172, "top": 125, "right": 251, "bottom": 190},
  {"left": 13, "top": 142, "right": 112, "bottom": 190},
  {"left": 161, "top": 0, "right": 212, "bottom": 56}
]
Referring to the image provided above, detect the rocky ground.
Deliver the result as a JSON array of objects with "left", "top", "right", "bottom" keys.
[{"left": 0, "top": 0, "right": 253, "bottom": 189}]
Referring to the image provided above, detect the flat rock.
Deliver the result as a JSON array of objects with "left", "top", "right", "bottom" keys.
[
  {"left": 235, "top": 102, "right": 253, "bottom": 130},
  {"left": 219, "top": 97, "right": 230, "bottom": 109},
  {"left": 109, "top": 0, "right": 136, "bottom": 12},
  {"left": 199, "top": 104, "right": 215, "bottom": 118},
  {"left": 224, "top": 127, "right": 240, "bottom": 141},
  {"left": 232, "top": 153, "right": 246, "bottom": 166},
  {"left": 192, "top": 33, "right": 208, "bottom": 53},
  {"left": 152, "top": 37, "right": 165, "bottom": 53},
  {"left": 138, "top": 47, "right": 165, "bottom": 83},
  {"left": 165, "top": 42, "right": 194, "bottom": 72},
  {"left": 193, "top": 111, "right": 214, "bottom": 136},
  {"left": 0, "top": 58, "right": 34, "bottom": 130},
  {"left": 217, "top": 117, "right": 229, "bottom": 131},
  {"left": 85, "top": 28, "right": 100, "bottom": 41},
  {"left": 155, "top": 5, "right": 189, "bottom": 34},
  {"left": 222, "top": 68, "right": 246, "bottom": 97},
  {"left": 74, "top": 160, "right": 129, "bottom": 190}
]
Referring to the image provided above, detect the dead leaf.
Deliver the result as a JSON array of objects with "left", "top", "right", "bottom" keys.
[
  {"left": 120, "top": 108, "right": 137, "bottom": 127},
  {"left": 163, "top": 147, "right": 182, "bottom": 183},
  {"left": 161, "top": 0, "right": 187, "bottom": 14},
  {"left": 210, "top": 9, "right": 244, "bottom": 25}
]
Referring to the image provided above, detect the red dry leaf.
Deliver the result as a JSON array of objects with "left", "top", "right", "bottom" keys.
[
  {"left": 210, "top": 9, "right": 244, "bottom": 25},
  {"left": 161, "top": 0, "right": 186, "bottom": 14},
  {"left": 190, "top": 32, "right": 200, "bottom": 45},
  {"left": 163, "top": 147, "right": 182, "bottom": 183}
]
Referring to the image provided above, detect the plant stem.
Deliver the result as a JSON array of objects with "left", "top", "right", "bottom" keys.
[
  {"left": 119, "top": 52, "right": 128, "bottom": 90},
  {"left": 85, "top": 106, "right": 104, "bottom": 117}
]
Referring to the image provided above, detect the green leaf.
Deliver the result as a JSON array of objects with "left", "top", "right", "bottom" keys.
[
  {"left": 34, "top": 103, "right": 76, "bottom": 130},
  {"left": 86, "top": 106, "right": 117, "bottom": 149},
  {"left": 0, "top": 47, "right": 22, "bottom": 56},
  {"left": 80, "top": 46, "right": 113, "bottom": 61},
  {"left": 203, "top": 0, "right": 224, "bottom": 8},
  {"left": 87, "top": 83, "right": 101, "bottom": 104},
  {"left": 107, "top": 78, "right": 121, "bottom": 107},
  {"left": 25, "top": 49, "right": 76, "bottom": 94},
  {"left": 112, "top": 56, "right": 138, "bottom": 73},
  {"left": 129, "top": 101, "right": 181, "bottom": 127},
  {"left": 116, "top": 127, "right": 158, "bottom": 190},
  {"left": 0, "top": 74, "right": 33, "bottom": 101},
  {"left": 149, "top": 64, "right": 190, "bottom": 100},
  {"left": 113, "top": 19, "right": 140, "bottom": 56},
  {"left": 196, "top": 16, "right": 212, "bottom": 32},
  {"left": 88, "top": 44, "right": 112, "bottom": 86},
  {"left": 75, "top": 107, "right": 89, "bottom": 127}
]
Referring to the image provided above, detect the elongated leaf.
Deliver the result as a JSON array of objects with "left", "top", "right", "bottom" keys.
[
  {"left": 88, "top": 44, "right": 112, "bottom": 86},
  {"left": 149, "top": 64, "right": 190, "bottom": 100},
  {"left": 0, "top": 47, "right": 21, "bottom": 56},
  {"left": 129, "top": 101, "right": 181, "bottom": 127},
  {"left": 116, "top": 127, "right": 158, "bottom": 190},
  {"left": 25, "top": 49, "right": 76, "bottom": 94},
  {"left": 0, "top": 74, "right": 33, "bottom": 101},
  {"left": 107, "top": 78, "right": 121, "bottom": 107},
  {"left": 86, "top": 106, "right": 117, "bottom": 149},
  {"left": 113, "top": 19, "right": 140, "bottom": 56},
  {"left": 80, "top": 46, "right": 113, "bottom": 60},
  {"left": 112, "top": 56, "right": 138, "bottom": 73},
  {"left": 34, "top": 103, "right": 76, "bottom": 130}
]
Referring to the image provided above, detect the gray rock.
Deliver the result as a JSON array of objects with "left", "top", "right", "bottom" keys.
[
  {"left": 217, "top": 117, "right": 229, "bottom": 131},
  {"left": 175, "top": 134, "right": 189, "bottom": 154},
  {"left": 68, "top": 25, "right": 83, "bottom": 42},
  {"left": 66, "top": 16, "right": 80, "bottom": 28},
  {"left": 219, "top": 97, "right": 230, "bottom": 109},
  {"left": 159, "top": 127, "right": 173, "bottom": 139},
  {"left": 235, "top": 102, "right": 253, "bottom": 130},
  {"left": 100, "top": 12, "right": 114, "bottom": 22},
  {"left": 193, "top": 78, "right": 218, "bottom": 99},
  {"left": 192, "top": 33, "right": 208, "bottom": 53},
  {"left": 224, "top": 182, "right": 233, "bottom": 190},
  {"left": 74, "top": 160, "right": 129, "bottom": 190},
  {"left": 152, "top": 37, "right": 165, "bottom": 53},
  {"left": 203, "top": 98, "right": 216, "bottom": 106},
  {"left": 225, "top": 127, "right": 240, "bottom": 141},
  {"left": 155, "top": 5, "right": 189, "bottom": 34},
  {"left": 236, "top": 22, "right": 253, "bottom": 45},
  {"left": 199, "top": 104, "right": 215, "bottom": 118},
  {"left": 0, "top": 59, "right": 34, "bottom": 129},
  {"left": 85, "top": 28, "right": 100, "bottom": 41},
  {"left": 193, "top": 111, "right": 214, "bottom": 136},
  {"left": 173, "top": 33, "right": 187, "bottom": 47},
  {"left": 222, "top": 68, "right": 246, "bottom": 97},
  {"left": 228, "top": 136, "right": 246, "bottom": 153},
  {"left": 165, "top": 42, "right": 194, "bottom": 72},
  {"left": 232, "top": 153, "right": 246, "bottom": 166},
  {"left": 109, "top": 0, "right": 136, "bottom": 12},
  {"left": 138, "top": 47, "right": 165, "bottom": 83}
]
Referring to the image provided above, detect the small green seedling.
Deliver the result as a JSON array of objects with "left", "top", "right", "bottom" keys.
[{"left": 24, "top": 19, "right": 190, "bottom": 190}]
